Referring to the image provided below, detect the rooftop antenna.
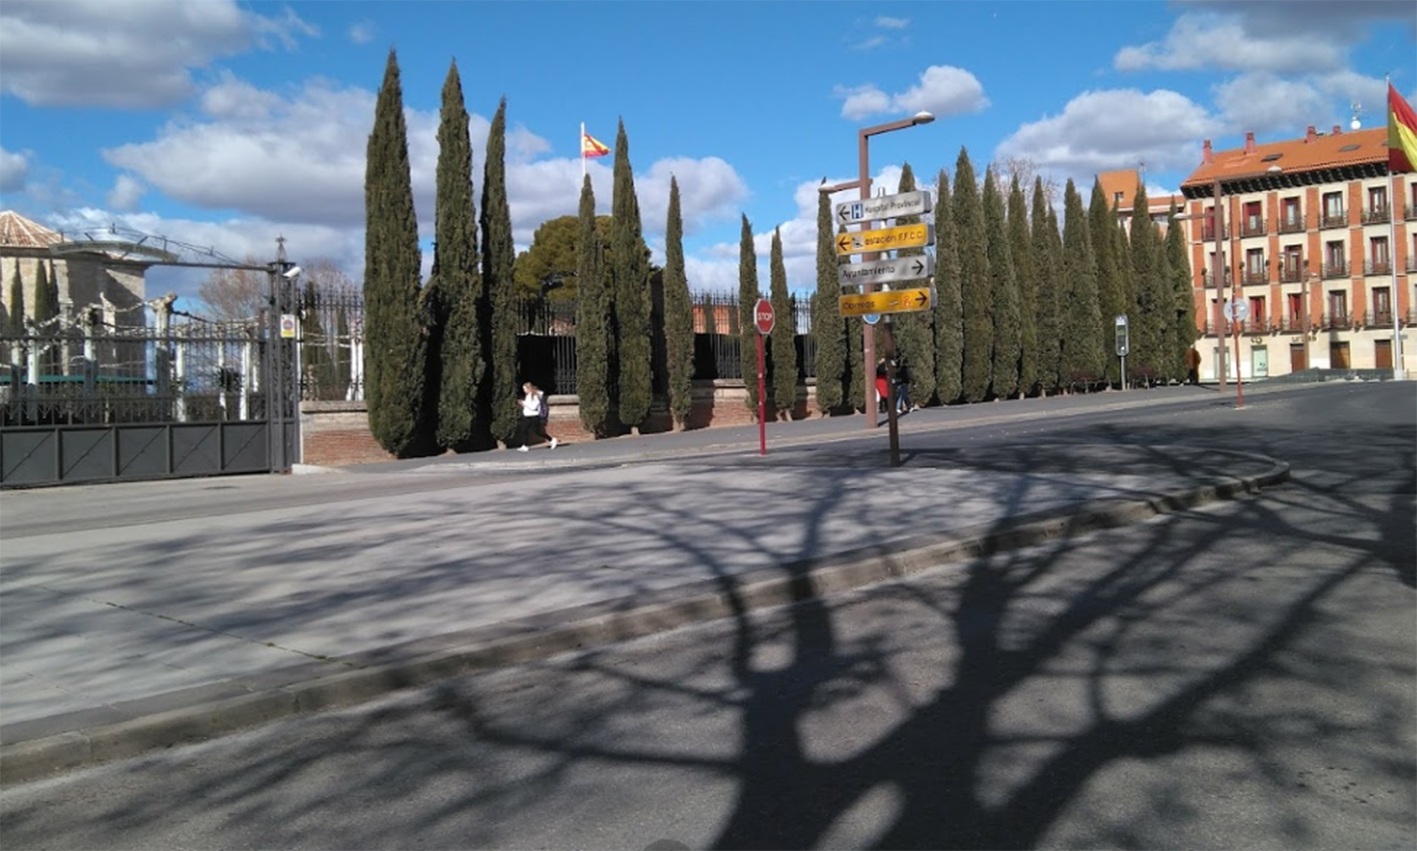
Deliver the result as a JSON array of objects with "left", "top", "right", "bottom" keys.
[{"left": 1350, "top": 101, "right": 1363, "bottom": 131}]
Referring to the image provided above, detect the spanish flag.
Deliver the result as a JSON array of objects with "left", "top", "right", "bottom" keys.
[
  {"left": 581, "top": 131, "right": 610, "bottom": 159},
  {"left": 1389, "top": 82, "right": 1417, "bottom": 173}
]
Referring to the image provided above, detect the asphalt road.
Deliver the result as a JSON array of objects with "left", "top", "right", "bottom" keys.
[{"left": 1, "top": 382, "right": 1413, "bottom": 850}]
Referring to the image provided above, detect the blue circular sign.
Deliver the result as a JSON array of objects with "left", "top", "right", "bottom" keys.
[{"left": 863, "top": 313, "right": 881, "bottom": 325}]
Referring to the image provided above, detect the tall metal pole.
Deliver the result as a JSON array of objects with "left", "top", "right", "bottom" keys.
[
  {"left": 858, "top": 128, "right": 877, "bottom": 429},
  {"left": 1214, "top": 176, "right": 1228, "bottom": 388}
]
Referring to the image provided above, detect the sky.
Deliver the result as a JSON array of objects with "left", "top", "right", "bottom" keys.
[{"left": 1, "top": 0, "right": 1415, "bottom": 309}]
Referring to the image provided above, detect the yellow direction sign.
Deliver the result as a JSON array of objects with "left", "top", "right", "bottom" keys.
[
  {"left": 839, "top": 287, "right": 932, "bottom": 317},
  {"left": 835, "top": 223, "right": 933, "bottom": 256}
]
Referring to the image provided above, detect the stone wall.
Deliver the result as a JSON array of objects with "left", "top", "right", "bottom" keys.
[{"left": 298, "top": 380, "right": 829, "bottom": 467}]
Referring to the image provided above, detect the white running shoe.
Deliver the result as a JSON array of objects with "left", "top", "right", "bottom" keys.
[
  {"left": 550, "top": 437, "right": 559, "bottom": 449},
  {"left": 517, "top": 445, "right": 529, "bottom": 452}
]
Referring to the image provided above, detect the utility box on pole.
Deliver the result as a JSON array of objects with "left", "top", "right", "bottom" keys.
[{"left": 1115, "top": 314, "right": 1129, "bottom": 389}]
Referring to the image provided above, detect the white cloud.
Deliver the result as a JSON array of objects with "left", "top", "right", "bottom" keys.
[
  {"left": 1114, "top": 10, "right": 1345, "bottom": 75},
  {"left": 349, "top": 21, "right": 377, "bottom": 45},
  {"left": 995, "top": 88, "right": 1219, "bottom": 184},
  {"left": 0, "top": 0, "right": 315, "bottom": 109},
  {"left": 0, "top": 146, "right": 30, "bottom": 194},
  {"left": 107, "top": 175, "right": 145, "bottom": 211},
  {"left": 838, "top": 65, "right": 988, "bottom": 120},
  {"left": 874, "top": 16, "right": 910, "bottom": 29}
]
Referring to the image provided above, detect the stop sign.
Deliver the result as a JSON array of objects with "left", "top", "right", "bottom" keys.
[{"left": 754, "top": 297, "right": 775, "bottom": 335}]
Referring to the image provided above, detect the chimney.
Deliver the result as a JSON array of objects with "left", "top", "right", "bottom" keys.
[
  {"left": 1333, "top": 125, "right": 1342, "bottom": 135},
  {"left": 1306, "top": 125, "right": 1317, "bottom": 143},
  {"left": 1202, "top": 139, "right": 1213, "bottom": 164},
  {"left": 1244, "top": 131, "right": 1257, "bottom": 154}
]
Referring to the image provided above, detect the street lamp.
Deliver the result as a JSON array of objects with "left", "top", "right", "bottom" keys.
[{"left": 821, "top": 110, "right": 935, "bottom": 429}]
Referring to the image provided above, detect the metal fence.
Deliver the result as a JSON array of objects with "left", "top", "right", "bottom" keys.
[{"left": 296, "top": 285, "right": 364, "bottom": 402}]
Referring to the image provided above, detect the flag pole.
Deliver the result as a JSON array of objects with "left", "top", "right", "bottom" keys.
[
  {"left": 581, "top": 121, "right": 586, "bottom": 181},
  {"left": 1389, "top": 76, "right": 1405, "bottom": 380}
]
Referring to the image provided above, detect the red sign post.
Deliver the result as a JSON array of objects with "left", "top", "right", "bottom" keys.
[{"left": 753, "top": 298, "right": 774, "bottom": 456}]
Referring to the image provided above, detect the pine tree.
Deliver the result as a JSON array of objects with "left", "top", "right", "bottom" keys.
[
  {"left": 363, "top": 48, "right": 428, "bottom": 457},
  {"left": 1128, "top": 183, "right": 1164, "bottom": 384},
  {"left": 983, "top": 167, "right": 1020, "bottom": 398},
  {"left": 482, "top": 97, "right": 519, "bottom": 444},
  {"left": 663, "top": 176, "right": 694, "bottom": 430},
  {"left": 1089, "top": 179, "right": 1127, "bottom": 387},
  {"left": 609, "top": 119, "right": 652, "bottom": 430},
  {"left": 1059, "top": 179, "right": 1104, "bottom": 389},
  {"left": 933, "top": 169, "right": 963, "bottom": 404},
  {"left": 813, "top": 185, "right": 847, "bottom": 413},
  {"left": 1032, "top": 179, "right": 1062, "bottom": 394},
  {"left": 1008, "top": 176, "right": 1039, "bottom": 396},
  {"left": 890, "top": 163, "right": 936, "bottom": 407},
  {"left": 575, "top": 175, "right": 611, "bottom": 434},
  {"left": 768, "top": 226, "right": 796, "bottom": 415},
  {"left": 430, "top": 60, "right": 485, "bottom": 451},
  {"left": 954, "top": 148, "right": 992, "bottom": 402},
  {"left": 737, "top": 214, "right": 761, "bottom": 412},
  {"left": 1167, "top": 201, "right": 1199, "bottom": 380}
]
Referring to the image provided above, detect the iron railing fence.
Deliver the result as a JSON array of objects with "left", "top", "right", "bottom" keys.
[
  {"left": 2, "top": 316, "right": 269, "bottom": 427},
  {"left": 296, "top": 285, "right": 364, "bottom": 402}
]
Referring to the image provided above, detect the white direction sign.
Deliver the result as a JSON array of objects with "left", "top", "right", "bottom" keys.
[
  {"left": 835, "top": 190, "right": 933, "bottom": 226},
  {"left": 838, "top": 255, "right": 934, "bottom": 289},
  {"left": 1223, "top": 299, "right": 1250, "bottom": 322}
]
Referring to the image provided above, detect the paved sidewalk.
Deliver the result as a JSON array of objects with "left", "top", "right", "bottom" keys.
[{"left": 0, "top": 386, "right": 1293, "bottom": 784}]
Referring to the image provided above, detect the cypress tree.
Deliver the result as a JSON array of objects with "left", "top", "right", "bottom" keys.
[
  {"left": 609, "top": 119, "right": 652, "bottom": 430},
  {"left": 430, "top": 60, "right": 485, "bottom": 451},
  {"left": 736, "top": 214, "right": 760, "bottom": 412},
  {"left": 1128, "top": 183, "right": 1164, "bottom": 384},
  {"left": 813, "top": 186, "right": 847, "bottom": 413},
  {"left": 1008, "top": 176, "right": 1039, "bottom": 397},
  {"left": 663, "top": 176, "right": 694, "bottom": 430},
  {"left": 363, "top": 48, "right": 428, "bottom": 457},
  {"left": 933, "top": 168, "right": 963, "bottom": 404},
  {"left": 891, "top": 163, "right": 936, "bottom": 407},
  {"left": 954, "top": 148, "right": 991, "bottom": 403},
  {"left": 983, "top": 166, "right": 1020, "bottom": 399},
  {"left": 1154, "top": 239, "right": 1178, "bottom": 383},
  {"left": 768, "top": 226, "right": 796, "bottom": 415},
  {"left": 32, "top": 262, "right": 56, "bottom": 328},
  {"left": 8, "top": 265, "right": 24, "bottom": 335},
  {"left": 300, "top": 284, "right": 334, "bottom": 397},
  {"left": 1089, "top": 179, "right": 1127, "bottom": 387},
  {"left": 482, "top": 97, "right": 519, "bottom": 444},
  {"left": 1059, "top": 179, "right": 1104, "bottom": 389},
  {"left": 575, "top": 175, "right": 611, "bottom": 434},
  {"left": 1167, "top": 201, "right": 1199, "bottom": 380},
  {"left": 1032, "top": 179, "right": 1063, "bottom": 394}
]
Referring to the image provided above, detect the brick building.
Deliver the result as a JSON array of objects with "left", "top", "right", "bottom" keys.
[
  {"left": 0, "top": 211, "right": 149, "bottom": 330},
  {"left": 1176, "top": 127, "right": 1414, "bottom": 380}
]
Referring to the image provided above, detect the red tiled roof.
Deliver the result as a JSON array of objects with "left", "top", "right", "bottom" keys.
[
  {"left": 0, "top": 210, "right": 61, "bottom": 248},
  {"left": 1096, "top": 169, "right": 1182, "bottom": 215},
  {"left": 1182, "top": 127, "right": 1388, "bottom": 189}
]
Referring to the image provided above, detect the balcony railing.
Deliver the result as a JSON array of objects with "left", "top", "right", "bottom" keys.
[
  {"left": 1278, "top": 214, "right": 1305, "bottom": 234},
  {"left": 1200, "top": 224, "right": 1230, "bottom": 241},
  {"left": 1278, "top": 266, "right": 1304, "bottom": 283},
  {"left": 1321, "top": 261, "right": 1348, "bottom": 279},
  {"left": 1240, "top": 218, "right": 1267, "bottom": 237},
  {"left": 1319, "top": 211, "right": 1347, "bottom": 229},
  {"left": 1363, "top": 310, "right": 1395, "bottom": 327},
  {"left": 1243, "top": 269, "right": 1268, "bottom": 285},
  {"left": 1362, "top": 206, "right": 1392, "bottom": 225},
  {"left": 1406, "top": 204, "right": 1417, "bottom": 221},
  {"left": 1364, "top": 260, "right": 1393, "bottom": 276},
  {"left": 1202, "top": 271, "right": 1233, "bottom": 287},
  {"left": 1319, "top": 312, "right": 1352, "bottom": 330},
  {"left": 1275, "top": 315, "right": 1307, "bottom": 333},
  {"left": 1407, "top": 256, "right": 1417, "bottom": 273}
]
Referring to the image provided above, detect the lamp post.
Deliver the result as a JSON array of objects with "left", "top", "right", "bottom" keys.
[
  {"left": 1302, "top": 259, "right": 1314, "bottom": 371},
  {"left": 821, "top": 111, "right": 934, "bottom": 429}
]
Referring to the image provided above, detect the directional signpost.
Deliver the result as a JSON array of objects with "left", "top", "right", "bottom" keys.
[
  {"left": 838, "top": 255, "right": 934, "bottom": 289},
  {"left": 835, "top": 190, "right": 932, "bottom": 225},
  {"left": 834, "top": 223, "right": 933, "bottom": 256},
  {"left": 753, "top": 298, "right": 773, "bottom": 456},
  {"left": 839, "top": 287, "right": 932, "bottom": 317}
]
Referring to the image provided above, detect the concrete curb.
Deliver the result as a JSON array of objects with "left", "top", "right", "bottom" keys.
[{"left": 0, "top": 457, "right": 1290, "bottom": 787}]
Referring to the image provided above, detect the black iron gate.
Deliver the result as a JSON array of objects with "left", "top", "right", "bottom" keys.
[{"left": 0, "top": 278, "right": 299, "bottom": 488}]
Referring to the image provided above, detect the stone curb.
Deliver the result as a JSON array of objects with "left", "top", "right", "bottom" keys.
[{"left": 0, "top": 457, "right": 1290, "bottom": 787}]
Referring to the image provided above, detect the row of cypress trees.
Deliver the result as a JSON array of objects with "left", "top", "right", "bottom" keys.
[
  {"left": 363, "top": 50, "right": 697, "bottom": 457},
  {"left": 812, "top": 147, "right": 1198, "bottom": 413}
]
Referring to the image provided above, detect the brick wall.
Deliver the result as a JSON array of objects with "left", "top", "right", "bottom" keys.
[{"left": 299, "top": 381, "right": 828, "bottom": 466}]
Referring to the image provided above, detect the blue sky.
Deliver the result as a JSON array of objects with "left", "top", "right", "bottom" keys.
[{"left": 1, "top": 0, "right": 1414, "bottom": 307}]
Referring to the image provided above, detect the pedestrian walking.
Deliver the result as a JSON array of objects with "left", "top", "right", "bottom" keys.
[
  {"left": 515, "top": 382, "right": 557, "bottom": 451},
  {"left": 1185, "top": 346, "right": 1201, "bottom": 385},
  {"left": 893, "top": 355, "right": 915, "bottom": 413},
  {"left": 875, "top": 359, "right": 890, "bottom": 414}
]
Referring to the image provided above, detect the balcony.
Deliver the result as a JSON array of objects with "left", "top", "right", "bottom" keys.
[
  {"left": 1278, "top": 266, "right": 1304, "bottom": 283},
  {"left": 1408, "top": 256, "right": 1417, "bottom": 273},
  {"left": 1319, "top": 211, "right": 1347, "bottom": 229},
  {"left": 1406, "top": 204, "right": 1417, "bottom": 221},
  {"left": 1362, "top": 206, "right": 1392, "bottom": 225},
  {"left": 1277, "top": 214, "right": 1306, "bottom": 234},
  {"left": 1200, "top": 224, "right": 1230, "bottom": 241},
  {"left": 1319, "top": 312, "right": 1352, "bottom": 330},
  {"left": 1275, "top": 315, "right": 1307, "bottom": 333},
  {"left": 1364, "top": 310, "right": 1395, "bottom": 327},
  {"left": 1363, "top": 259, "right": 1393, "bottom": 276},
  {"left": 1202, "top": 271, "right": 1233, "bottom": 288},
  {"left": 1321, "top": 261, "right": 1348, "bottom": 279},
  {"left": 1243, "top": 269, "right": 1269, "bottom": 286},
  {"left": 1240, "top": 217, "right": 1267, "bottom": 237}
]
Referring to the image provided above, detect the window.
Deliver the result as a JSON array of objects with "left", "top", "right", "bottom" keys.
[
  {"left": 1322, "top": 191, "right": 1345, "bottom": 226},
  {"left": 1249, "top": 296, "right": 1266, "bottom": 328},
  {"left": 1324, "top": 241, "right": 1347, "bottom": 276},
  {"left": 1280, "top": 197, "right": 1302, "bottom": 230},
  {"left": 1328, "top": 291, "right": 1348, "bottom": 325},
  {"left": 1282, "top": 245, "right": 1303, "bottom": 281},
  {"left": 1246, "top": 249, "right": 1265, "bottom": 274},
  {"left": 1374, "top": 287, "right": 1392, "bottom": 323},
  {"left": 1369, "top": 236, "right": 1390, "bottom": 274},
  {"left": 1288, "top": 292, "right": 1304, "bottom": 328},
  {"left": 1261, "top": 153, "right": 1282, "bottom": 162},
  {"left": 1369, "top": 186, "right": 1388, "bottom": 211}
]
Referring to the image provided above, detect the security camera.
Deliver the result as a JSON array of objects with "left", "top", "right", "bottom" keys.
[{"left": 282, "top": 265, "right": 303, "bottom": 279}]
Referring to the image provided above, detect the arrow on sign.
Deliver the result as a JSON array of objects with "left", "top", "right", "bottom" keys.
[{"left": 836, "top": 234, "right": 854, "bottom": 254}]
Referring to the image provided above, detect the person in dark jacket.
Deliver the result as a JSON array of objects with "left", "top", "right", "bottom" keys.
[{"left": 892, "top": 356, "right": 914, "bottom": 413}]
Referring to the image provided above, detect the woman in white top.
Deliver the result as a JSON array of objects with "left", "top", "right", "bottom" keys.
[{"left": 515, "top": 382, "right": 557, "bottom": 451}]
